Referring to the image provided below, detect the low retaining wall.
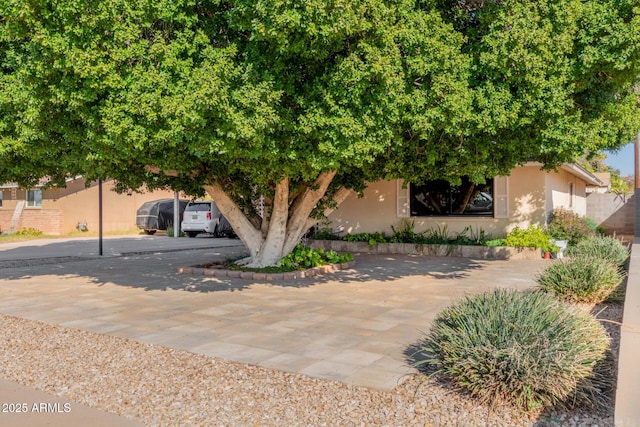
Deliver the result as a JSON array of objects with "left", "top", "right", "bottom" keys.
[
  {"left": 309, "top": 240, "right": 541, "bottom": 260},
  {"left": 178, "top": 261, "right": 356, "bottom": 281}
]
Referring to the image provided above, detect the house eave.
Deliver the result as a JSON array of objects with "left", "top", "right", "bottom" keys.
[{"left": 522, "top": 162, "right": 604, "bottom": 186}]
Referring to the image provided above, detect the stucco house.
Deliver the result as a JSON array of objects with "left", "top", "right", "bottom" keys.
[
  {"left": 326, "top": 162, "right": 603, "bottom": 238},
  {"left": 0, "top": 178, "right": 184, "bottom": 235}
]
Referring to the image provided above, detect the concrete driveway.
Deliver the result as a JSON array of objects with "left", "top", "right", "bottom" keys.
[{"left": 0, "top": 235, "right": 547, "bottom": 391}]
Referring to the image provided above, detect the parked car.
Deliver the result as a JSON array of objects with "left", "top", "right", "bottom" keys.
[
  {"left": 181, "top": 200, "right": 222, "bottom": 237},
  {"left": 136, "top": 199, "right": 189, "bottom": 234},
  {"left": 215, "top": 214, "right": 237, "bottom": 239},
  {"left": 464, "top": 191, "right": 493, "bottom": 213}
]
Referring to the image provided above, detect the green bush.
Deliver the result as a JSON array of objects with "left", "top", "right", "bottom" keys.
[
  {"left": 484, "top": 238, "right": 505, "bottom": 247},
  {"left": 452, "top": 226, "right": 489, "bottom": 246},
  {"left": 547, "top": 209, "right": 596, "bottom": 245},
  {"left": 390, "top": 219, "right": 422, "bottom": 243},
  {"left": 277, "top": 244, "right": 354, "bottom": 269},
  {"left": 504, "top": 225, "right": 557, "bottom": 253},
  {"left": 313, "top": 224, "right": 502, "bottom": 247},
  {"left": 166, "top": 226, "right": 185, "bottom": 237},
  {"left": 415, "top": 289, "right": 609, "bottom": 411},
  {"left": 536, "top": 256, "right": 624, "bottom": 303},
  {"left": 344, "top": 232, "right": 388, "bottom": 246},
  {"left": 565, "top": 236, "right": 629, "bottom": 268}
]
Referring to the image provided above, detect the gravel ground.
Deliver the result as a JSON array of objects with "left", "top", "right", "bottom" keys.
[{"left": 0, "top": 301, "right": 621, "bottom": 427}]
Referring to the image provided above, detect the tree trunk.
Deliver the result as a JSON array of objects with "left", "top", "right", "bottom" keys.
[{"left": 203, "top": 171, "right": 344, "bottom": 267}]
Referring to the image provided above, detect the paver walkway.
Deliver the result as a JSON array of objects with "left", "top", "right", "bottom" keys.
[{"left": 0, "top": 236, "right": 547, "bottom": 391}]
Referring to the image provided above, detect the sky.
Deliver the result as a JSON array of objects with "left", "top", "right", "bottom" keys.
[{"left": 605, "top": 140, "right": 636, "bottom": 177}]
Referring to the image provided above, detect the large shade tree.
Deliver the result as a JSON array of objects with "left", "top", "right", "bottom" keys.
[{"left": 1, "top": 0, "right": 639, "bottom": 266}]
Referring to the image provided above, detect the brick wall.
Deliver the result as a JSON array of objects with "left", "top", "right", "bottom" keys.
[
  {"left": 586, "top": 193, "right": 634, "bottom": 236},
  {"left": 0, "top": 210, "right": 11, "bottom": 234},
  {"left": 18, "top": 209, "right": 64, "bottom": 235}
]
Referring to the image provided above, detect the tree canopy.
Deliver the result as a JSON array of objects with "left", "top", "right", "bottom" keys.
[{"left": 1, "top": 0, "right": 639, "bottom": 265}]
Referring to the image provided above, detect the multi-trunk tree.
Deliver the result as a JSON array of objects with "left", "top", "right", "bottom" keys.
[{"left": 1, "top": 0, "right": 639, "bottom": 266}]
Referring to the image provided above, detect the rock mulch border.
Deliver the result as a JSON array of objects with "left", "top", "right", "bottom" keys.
[{"left": 177, "top": 260, "right": 356, "bottom": 281}]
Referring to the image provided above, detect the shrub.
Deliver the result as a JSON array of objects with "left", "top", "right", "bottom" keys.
[
  {"left": 415, "top": 289, "right": 609, "bottom": 411},
  {"left": 565, "top": 236, "right": 629, "bottom": 268},
  {"left": 15, "top": 227, "right": 44, "bottom": 236},
  {"left": 452, "top": 226, "right": 489, "bottom": 246},
  {"left": 504, "top": 225, "right": 557, "bottom": 253},
  {"left": 390, "top": 219, "right": 422, "bottom": 243},
  {"left": 166, "top": 226, "right": 185, "bottom": 237},
  {"left": 344, "top": 232, "right": 388, "bottom": 246},
  {"left": 536, "top": 256, "right": 624, "bottom": 303},
  {"left": 277, "top": 244, "right": 354, "bottom": 269},
  {"left": 547, "top": 209, "right": 596, "bottom": 245},
  {"left": 484, "top": 238, "right": 505, "bottom": 247}
]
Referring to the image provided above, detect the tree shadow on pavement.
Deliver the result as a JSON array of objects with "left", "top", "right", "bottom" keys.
[{"left": 0, "top": 248, "right": 492, "bottom": 293}]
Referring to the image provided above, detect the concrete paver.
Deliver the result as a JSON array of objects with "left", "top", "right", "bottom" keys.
[{"left": 0, "top": 235, "right": 550, "bottom": 424}]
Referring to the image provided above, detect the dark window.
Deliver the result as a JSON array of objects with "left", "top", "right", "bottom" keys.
[
  {"left": 410, "top": 177, "right": 494, "bottom": 216},
  {"left": 185, "top": 203, "right": 211, "bottom": 212},
  {"left": 27, "top": 189, "right": 42, "bottom": 207}
]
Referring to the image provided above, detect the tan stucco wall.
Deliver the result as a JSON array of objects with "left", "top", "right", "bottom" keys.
[
  {"left": 1, "top": 180, "right": 184, "bottom": 235},
  {"left": 326, "top": 179, "right": 399, "bottom": 236},
  {"left": 327, "top": 165, "right": 584, "bottom": 239},
  {"left": 545, "top": 169, "right": 588, "bottom": 219}
]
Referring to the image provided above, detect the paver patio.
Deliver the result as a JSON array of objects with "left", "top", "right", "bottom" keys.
[{"left": 0, "top": 239, "right": 548, "bottom": 391}]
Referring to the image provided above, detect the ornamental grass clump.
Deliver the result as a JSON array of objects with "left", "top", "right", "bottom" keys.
[
  {"left": 566, "top": 236, "right": 629, "bottom": 268},
  {"left": 415, "top": 289, "right": 609, "bottom": 411},
  {"left": 536, "top": 256, "right": 624, "bottom": 303}
]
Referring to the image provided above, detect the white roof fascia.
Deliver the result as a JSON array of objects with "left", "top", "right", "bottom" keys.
[{"left": 520, "top": 162, "right": 603, "bottom": 186}]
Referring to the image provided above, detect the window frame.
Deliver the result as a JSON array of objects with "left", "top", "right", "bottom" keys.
[
  {"left": 409, "top": 177, "right": 495, "bottom": 218},
  {"left": 27, "top": 189, "right": 43, "bottom": 208}
]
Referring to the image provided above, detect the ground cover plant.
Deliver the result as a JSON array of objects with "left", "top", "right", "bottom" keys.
[
  {"left": 414, "top": 289, "right": 610, "bottom": 412},
  {"left": 277, "top": 245, "right": 354, "bottom": 270},
  {"left": 220, "top": 245, "right": 354, "bottom": 273}
]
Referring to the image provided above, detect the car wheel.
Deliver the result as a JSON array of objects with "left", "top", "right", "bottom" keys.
[
  {"left": 185, "top": 231, "right": 199, "bottom": 238},
  {"left": 144, "top": 230, "right": 157, "bottom": 235}
]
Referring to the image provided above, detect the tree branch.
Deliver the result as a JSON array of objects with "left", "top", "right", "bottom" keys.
[
  {"left": 203, "top": 183, "right": 262, "bottom": 258},
  {"left": 322, "top": 186, "right": 353, "bottom": 217},
  {"left": 144, "top": 164, "right": 201, "bottom": 178},
  {"left": 283, "top": 171, "right": 337, "bottom": 254}
]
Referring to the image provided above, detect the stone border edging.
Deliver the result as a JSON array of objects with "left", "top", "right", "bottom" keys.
[
  {"left": 309, "top": 240, "right": 541, "bottom": 260},
  {"left": 177, "top": 260, "right": 356, "bottom": 281}
]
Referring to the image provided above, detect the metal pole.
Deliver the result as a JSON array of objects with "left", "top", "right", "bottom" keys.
[
  {"left": 635, "top": 134, "right": 640, "bottom": 237},
  {"left": 633, "top": 133, "right": 640, "bottom": 188},
  {"left": 99, "top": 179, "right": 103, "bottom": 256},
  {"left": 174, "top": 191, "right": 179, "bottom": 238}
]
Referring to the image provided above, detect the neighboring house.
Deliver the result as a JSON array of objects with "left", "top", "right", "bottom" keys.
[
  {"left": 0, "top": 178, "right": 185, "bottom": 235},
  {"left": 586, "top": 172, "right": 612, "bottom": 194},
  {"left": 326, "top": 162, "right": 603, "bottom": 238}
]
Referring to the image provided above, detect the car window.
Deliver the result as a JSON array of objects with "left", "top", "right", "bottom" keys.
[{"left": 185, "top": 203, "right": 211, "bottom": 212}]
